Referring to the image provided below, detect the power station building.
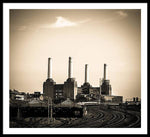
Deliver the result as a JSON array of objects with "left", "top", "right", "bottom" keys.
[
  {"left": 101, "top": 64, "right": 112, "bottom": 95},
  {"left": 79, "top": 64, "right": 111, "bottom": 96},
  {"left": 43, "top": 57, "right": 122, "bottom": 103},
  {"left": 43, "top": 57, "right": 77, "bottom": 101},
  {"left": 78, "top": 63, "right": 122, "bottom": 103}
]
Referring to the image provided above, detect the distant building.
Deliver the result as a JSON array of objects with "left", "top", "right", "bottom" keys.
[
  {"left": 10, "top": 89, "right": 17, "bottom": 100},
  {"left": 9, "top": 89, "right": 27, "bottom": 101},
  {"left": 34, "top": 91, "right": 41, "bottom": 98},
  {"left": 15, "top": 94, "right": 25, "bottom": 100},
  {"left": 43, "top": 57, "right": 77, "bottom": 101},
  {"left": 103, "top": 95, "right": 123, "bottom": 103},
  {"left": 42, "top": 58, "right": 122, "bottom": 103}
]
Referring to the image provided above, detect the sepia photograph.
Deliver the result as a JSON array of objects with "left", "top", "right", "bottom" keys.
[{"left": 3, "top": 3, "right": 147, "bottom": 135}]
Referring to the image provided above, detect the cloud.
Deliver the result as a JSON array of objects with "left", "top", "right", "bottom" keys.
[
  {"left": 40, "top": 16, "right": 90, "bottom": 29},
  {"left": 98, "top": 11, "right": 128, "bottom": 24},
  {"left": 115, "top": 11, "right": 128, "bottom": 18},
  {"left": 16, "top": 25, "right": 27, "bottom": 31},
  {"left": 77, "top": 18, "right": 91, "bottom": 24},
  {"left": 51, "top": 16, "right": 77, "bottom": 28}
]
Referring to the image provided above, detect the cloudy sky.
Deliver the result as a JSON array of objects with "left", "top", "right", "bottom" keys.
[{"left": 10, "top": 9, "right": 141, "bottom": 100}]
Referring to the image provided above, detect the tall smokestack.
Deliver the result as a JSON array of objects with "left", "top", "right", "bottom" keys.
[
  {"left": 48, "top": 58, "right": 52, "bottom": 79},
  {"left": 68, "top": 57, "right": 72, "bottom": 78},
  {"left": 85, "top": 64, "right": 88, "bottom": 83},
  {"left": 104, "top": 64, "right": 107, "bottom": 80}
]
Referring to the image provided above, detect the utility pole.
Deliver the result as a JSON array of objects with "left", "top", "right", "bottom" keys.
[
  {"left": 48, "top": 97, "right": 50, "bottom": 124},
  {"left": 99, "top": 78, "right": 102, "bottom": 105},
  {"left": 17, "top": 106, "right": 20, "bottom": 120},
  {"left": 50, "top": 97, "right": 53, "bottom": 122},
  {"left": 47, "top": 96, "right": 53, "bottom": 124}
]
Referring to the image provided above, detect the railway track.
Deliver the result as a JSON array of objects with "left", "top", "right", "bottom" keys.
[
  {"left": 126, "top": 111, "right": 141, "bottom": 128},
  {"left": 10, "top": 106, "right": 141, "bottom": 128},
  {"left": 103, "top": 111, "right": 126, "bottom": 128},
  {"left": 73, "top": 110, "right": 105, "bottom": 128},
  {"left": 58, "top": 107, "right": 141, "bottom": 128}
]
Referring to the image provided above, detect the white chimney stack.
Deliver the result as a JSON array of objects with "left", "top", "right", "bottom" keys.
[
  {"left": 48, "top": 58, "right": 52, "bottom": 79},
  {"left": 85, "top": 64, "right": 89, "bottom": 83},
  {"left": 68, "top": 57, "right": 72, "bottom": 78}
]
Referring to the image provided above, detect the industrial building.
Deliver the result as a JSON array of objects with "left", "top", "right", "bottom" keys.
[
  {"left": 43, "top": 57, "right": 123, "bottom": 103},
  {"left": 79, "top": 64, "right": 112, "bottom": 96},
  {"left": 43, "top": 57, "right": 77, "bottom": 101},
  {"left": 76, "top": 63, "right": 122, "bottom": 103},
  {"left": 101, "top": 64, "right": 112, "bottom": 95}
]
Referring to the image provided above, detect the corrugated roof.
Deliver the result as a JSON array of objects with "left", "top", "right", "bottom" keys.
[{"left": 56, "top": 98, "right": 82, "bottom": 108}]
